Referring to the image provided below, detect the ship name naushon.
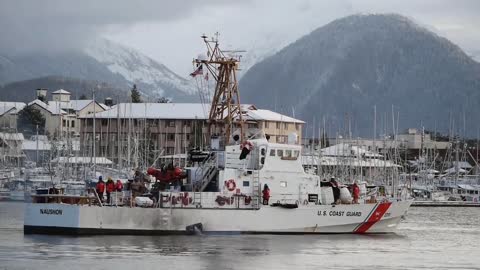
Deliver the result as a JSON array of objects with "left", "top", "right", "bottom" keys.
[{"left": 40, "top": 209, "right": 63, "bottom": 215}]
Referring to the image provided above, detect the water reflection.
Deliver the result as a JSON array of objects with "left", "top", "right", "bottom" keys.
[{"left": 1, "top": 202, "right": 479, "bottom": 270}]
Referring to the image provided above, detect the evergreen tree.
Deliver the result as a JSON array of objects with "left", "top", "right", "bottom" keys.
[
  {"left": 131, "top": 84, "right": 142, "bottom": 103},
  {"left": 18, "top": 106, "right": 46, "bottom": 136},
  {"left": 157, "top": 97, "right": 171, "bottom": 103}
]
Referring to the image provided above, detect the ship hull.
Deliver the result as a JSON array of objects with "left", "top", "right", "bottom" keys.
[{"left": 24, "top": 200, "right": 411, "bottom": 235}]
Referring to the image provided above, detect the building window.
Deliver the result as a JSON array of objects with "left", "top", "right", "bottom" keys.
[
  {"left": 248, "top": 123, "right": 258, "bottom": 129},
  {"left": 62, "top": 119, "right": 67, "bottom": 127},
  {"left": 243, "top": 181, "right": 250, "bottom": 187},
  {"left": 277, "top": 149, "right": 283, "bottom": 157},
  {"left": 186, "top": 134, "right": 191, "bottom": 140},
  {"left": 166, "top": 147, "right": 174, "bottom": 154},
  {"left": 295, "top": 123, "right": 301, "bottom": 131},
  {"left": 101, "top": 119, "right": 108, "bottom": 126},
  {"left": 71, "top": 120, "right": 75, "bottom": 128},
  {"left": 264, "top": 121, "right": 269, "bottom": 129},
  {"left": 293, "top": 150, "right": 299, "bottom": 157},
  {"left": 276, "top": 122, "right": 281, "bottom": 129},
  {"left": 166, "top": 120, "right": 175, "bottom": 127},
  {"left": 167, "top": 133, "right": 175, "bottom": 141},
  {"left": 270, "top": 149, "right": 275, "bottom": 156},
  {"left": 183, "top": 120, "right": 191, "bottom": 127},
  {"left": 284, "top": 123, "right": 288, "bottom": 129},
  {"left": 285, "top": 150, "right": 292, "bottom": 158}
]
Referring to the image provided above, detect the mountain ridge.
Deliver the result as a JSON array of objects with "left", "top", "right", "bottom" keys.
[
  {"left": 0, "top": 39, "right": 198, "bottom": 102},
  {"left": 240, "top": 14, "right": 480, "bottom": 137}
]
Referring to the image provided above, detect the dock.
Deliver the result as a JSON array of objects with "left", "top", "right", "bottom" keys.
[{"left": 411, "top": 201, "right": 480, "bottom": 207}]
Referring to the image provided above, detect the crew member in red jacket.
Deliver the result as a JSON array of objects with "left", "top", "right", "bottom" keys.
[
  {"left": 96, "top": 177, "right": 105, "bottom": 203},
  {"left": 105, "top": 177, "right": 115, "bottom": 204},
  {"left": 115, "top": 179, "right": 124, "bottom": 192},
  {"left": 262, "top": 184, "right": 270, "bottom": 205},
  {"left": 352, "top": 182, "right": 360, "bottom": 204}
]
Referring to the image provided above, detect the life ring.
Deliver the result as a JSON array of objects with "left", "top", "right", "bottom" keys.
[{"left": 225, "top": 179, "right": 236, "bottom": 191}]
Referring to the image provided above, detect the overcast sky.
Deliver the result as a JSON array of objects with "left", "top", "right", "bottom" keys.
[{"left": 1, "top": 0, "right": 479, "bottom": 75}]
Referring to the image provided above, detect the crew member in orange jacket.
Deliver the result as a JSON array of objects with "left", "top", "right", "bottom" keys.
[
  {"left": 262, "top": 184, "right": 270, "bottom": 205},
  {"left": 96, "top": 177, "right": 105, "bottom": 203}
]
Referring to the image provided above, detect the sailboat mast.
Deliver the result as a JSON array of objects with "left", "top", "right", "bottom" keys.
[{"left": 92, "top": 90, "right": 96, "bottom": 179}]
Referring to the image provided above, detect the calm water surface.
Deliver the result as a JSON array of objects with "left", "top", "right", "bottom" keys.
[{"left": 0, "top": 202, "right": 479, "bottom": 270}]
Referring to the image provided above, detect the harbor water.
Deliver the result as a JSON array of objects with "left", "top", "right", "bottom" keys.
[{"left": 0, "top": 202, "right": 479, "bottom": 270}]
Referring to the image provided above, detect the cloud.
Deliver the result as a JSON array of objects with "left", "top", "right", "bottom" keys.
[
  {"left": 106, "top": 0, "right": 480, "bottom": 75},
  {"left": 0, "top": 0, "right": 238, "bottom": 54}
]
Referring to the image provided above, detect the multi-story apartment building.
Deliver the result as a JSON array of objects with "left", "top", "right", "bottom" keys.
[{"left": 79, "top": 103, "right": 304, "bottom": 167}]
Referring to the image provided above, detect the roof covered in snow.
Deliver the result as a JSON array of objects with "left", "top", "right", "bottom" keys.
[
  {"left": 48, "top": 100, "right": 99, "bottom": 112},
  {"left": 320, "top": 143, "right": 382, "bottom": 158},
  {"left": 22, "top": 140, "right": 51, "bottom": 151},
  {"left": 301, "top": 155, "right": 400, "bottom": 168},
  {"left": 244, "top": 109, "right": 304, "bottom": 123},
  {"left": 451, "top": 161, "right": 472, "bottom": 169},
  {"left": 0, "top": 132, "right": 24, "bottom": 141},
  {"left": 82, "top": 103, "right": 209, "bottom": 120},
  {"left": 52, "top": 89, "right": 71, "bottom": 95},
  {"left": 50, "top": 156, "right": 113, "bottom": 165},
  {"left": 81, "top": 103, "right": 304, "bottom": 123},
  {"left": 28, "top": 99, "right": 67, "bottom": 115},
  {"left": 0, "top": 102, "right": 26, "bottom": 116}
]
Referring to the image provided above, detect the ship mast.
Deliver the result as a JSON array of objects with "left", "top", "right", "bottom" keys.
[{"left": 193, "top": 33, "right": 245, "bottom": 146}]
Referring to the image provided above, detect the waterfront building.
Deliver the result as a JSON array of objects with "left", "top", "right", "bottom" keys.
[{"left": 79, "top": 103, "right": 304, "bottom": 167}]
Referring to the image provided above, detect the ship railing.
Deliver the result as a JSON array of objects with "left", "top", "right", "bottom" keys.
[{"left": 158, "top": 191, "right": 258, "bottom": 209}]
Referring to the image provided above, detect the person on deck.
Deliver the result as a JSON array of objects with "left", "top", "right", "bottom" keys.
[
  {"left": 262, "top": 184, "right": 270, "bottom": 205},
  {"left": 96, "top": 177, "right": 105, "bottom": 203},
  {"left": 106, "top": 177, "right": 115, "bottom": 204},
  {"left": 330, "top": 178, "right": 340, "bottom": 205},
  {"left": 352, "top": 182, "right": 360, "bottom": 204},
  {"left": 115, "top": 179, "right": 123, "bottom": 192}
]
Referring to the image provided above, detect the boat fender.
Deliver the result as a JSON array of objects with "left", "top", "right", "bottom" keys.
[
  {"left": 215, "top": 195, "right": 226, "bottom": 206},
  {"left": 161, "top": 194, "right": 170, "bottom": 203},
  {"left": 225, "top": 179, "right": 236, "bottom": 192}
]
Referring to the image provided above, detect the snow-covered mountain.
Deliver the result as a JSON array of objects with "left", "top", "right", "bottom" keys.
[
  {"left": 240, "top": 14, "right": 480, "bottom": 137},
  {"left": 84, "top": 39, "right": 196, "bottom": 97},
  {"left": 0, "top": 39, "right": 197, "bottom": 102}
]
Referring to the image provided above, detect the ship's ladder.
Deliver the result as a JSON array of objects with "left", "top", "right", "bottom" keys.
[
  {"left": 251, "top": 170, "right": 261, "bottom": 210},
  {"left": 194, "top": 154, "right": 218, "bottom": 191},
  {"left": 160, "top": 198, "right": 173, "bottom": 227},
  {"left": 193, "top": 191, "right": 202, "bottom": 208}
]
